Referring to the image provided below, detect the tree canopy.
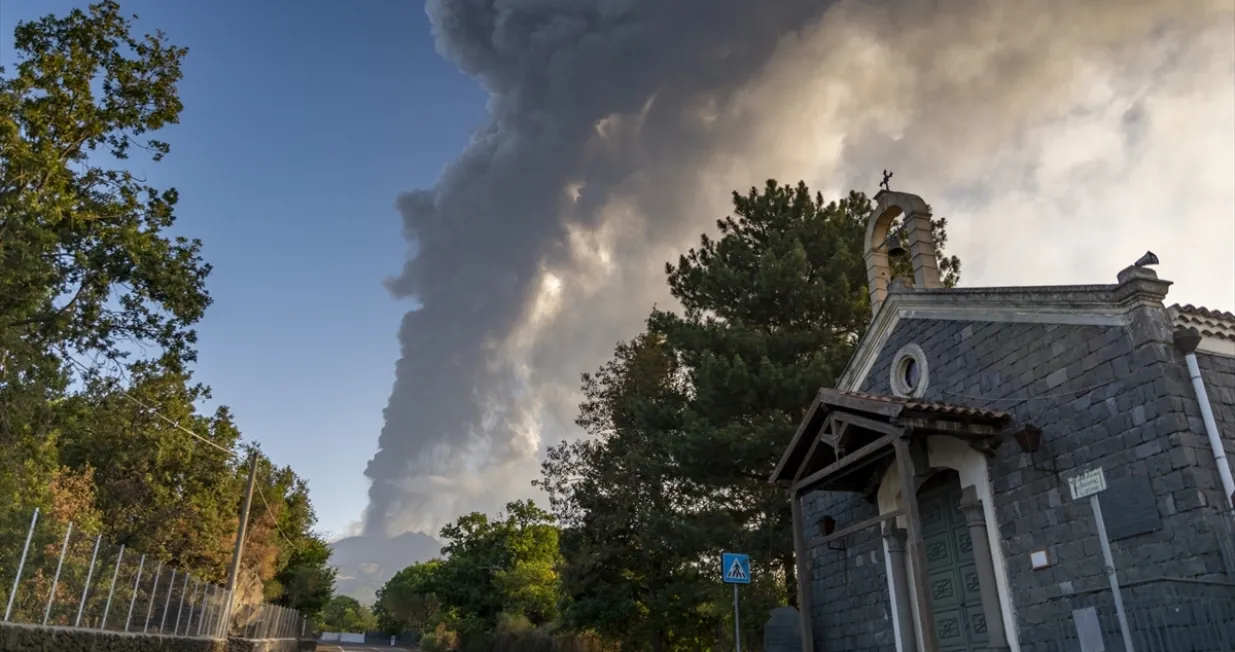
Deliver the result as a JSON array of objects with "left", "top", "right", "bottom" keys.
[
  {"left": 0, "top": 1, "right": 334, "bottom": 624},
  {"left": 538, "top": 182, "right": 962, "bottom": 651}
]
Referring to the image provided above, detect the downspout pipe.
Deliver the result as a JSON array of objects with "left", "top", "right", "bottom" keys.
[{"left": 1174, "top": 326, "right": 1235, "bottom": 512}]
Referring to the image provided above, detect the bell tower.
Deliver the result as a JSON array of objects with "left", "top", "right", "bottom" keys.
[{"left": 864, "top": 189, "right": 943, "bottom": 317}]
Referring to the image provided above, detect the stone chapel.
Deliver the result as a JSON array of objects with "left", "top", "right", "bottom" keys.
[{"left": 770, "top": 189, "right": 1235, "bottom": 652}]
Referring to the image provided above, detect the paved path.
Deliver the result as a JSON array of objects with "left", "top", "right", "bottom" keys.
[{"left": 317, "top": 645, "right": 416, "bottom": 652}]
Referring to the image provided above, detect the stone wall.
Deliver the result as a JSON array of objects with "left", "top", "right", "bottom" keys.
[
  {"left": 846, "top": 314, "right": 1231, "bottom": 645},
  {"left": 0, "top": 622, "right": 313, "bottom": 652},
  {"left": 800, "top": 490, "right": 895, "bottom": 652}
]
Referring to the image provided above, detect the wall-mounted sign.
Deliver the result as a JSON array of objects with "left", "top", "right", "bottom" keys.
[{"left": 1068, "top": 467, "right": 1108, "bottom": 501}]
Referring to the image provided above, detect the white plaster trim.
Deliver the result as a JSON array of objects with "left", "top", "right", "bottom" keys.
[
  {"left": 839, "top": 292, "right": 1133, "bottom": 393},
  {"left": 1198, "top": 338, "right": 1235, "bottom": 356},
  {"left": 890, "top": 343, "right": 930, "bottom": 398},
  {"left": 875, "top": 437, "right": 1021, "bottom": 652}
]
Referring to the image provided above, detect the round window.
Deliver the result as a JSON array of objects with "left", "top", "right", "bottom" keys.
[
  {"left": 901, "top": 357, "right": 919, "bottom": 390},
  {"left": 889, "top": 343, "right": 928, "bottom": 398}
]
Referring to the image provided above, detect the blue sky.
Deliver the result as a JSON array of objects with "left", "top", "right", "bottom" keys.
[{"left": 0, "top": 0, "right": 487, "bottom": 539}]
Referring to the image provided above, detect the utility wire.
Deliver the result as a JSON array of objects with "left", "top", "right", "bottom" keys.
[{"left": 65, "top": 354, "right": 300, "bottom": 551}]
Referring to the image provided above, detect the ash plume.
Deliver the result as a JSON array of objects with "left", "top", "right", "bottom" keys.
[{"left": 365, "top": 0, "right": 1234, "bottom": 537}]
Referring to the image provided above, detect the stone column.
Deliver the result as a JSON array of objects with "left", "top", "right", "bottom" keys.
[
  {"left": 904, "top": 212, "right": 942, "bottom": 289},
  {"left": 957, "top": 486, "right": 1010, "bottom": 651},
  {"left": 882, "top": 522, "right": 918, "bottom": 652}
]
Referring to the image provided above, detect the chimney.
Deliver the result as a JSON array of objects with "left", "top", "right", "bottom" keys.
[{"left": 864, "top": 190, "right": 942, "bottom": 317}]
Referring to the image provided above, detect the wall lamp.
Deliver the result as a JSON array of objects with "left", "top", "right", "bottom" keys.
[
  {"left": 817, "top": 515, "right": 845, "bottom": 551},
  {"left": 1011, "top": 424, "right": 1058, "bottom": 474}
]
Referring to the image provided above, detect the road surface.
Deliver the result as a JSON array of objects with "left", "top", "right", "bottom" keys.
[{"left": 316, "top": 645, "right": 416, "bottom": 652}]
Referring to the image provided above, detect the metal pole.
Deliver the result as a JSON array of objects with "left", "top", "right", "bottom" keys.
[
  {"left": 74, "top": 534, "right": 103, "bottom": 627},
  {"left": 124, "top": 554, "right": 145, "bottom": 632},
  {"left": 5, "top": 508, "right": 40, "bottom": 622},
  {"left": 100, "top": 545, "right": 124, "bottom": 630},
  {"left": 732, "top": 583, "right": 742, "bottom": 652},
  {"left": 43, "top": 521, "right": 74, "bottom": 625},
  {"left": 220, "top": 589, "right": 232, "bottom": 638},
  {"left": 174, "top": 574, "right": 190, "bottom": 635},
  {"left": 144, "top": 562, "right": 162, "bottom": 633},
  {"left": 226, "top": 452, "right": 260, "bottom": 626},
  {"left": 160, "top": 569, "right": 177, "bottom": 632},
  {"left": 1091, "top": 495, "right": 1135, "bottom": 652}
]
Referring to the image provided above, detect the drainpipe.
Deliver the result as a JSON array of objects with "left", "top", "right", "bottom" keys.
[{"left": 1174, "top": 327, "right": 1235, "bottom": 512}]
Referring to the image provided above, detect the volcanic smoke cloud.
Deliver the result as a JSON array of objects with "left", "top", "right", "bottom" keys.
[{"left": 364, "top": 0, "right": 1235, "bottom": 537}]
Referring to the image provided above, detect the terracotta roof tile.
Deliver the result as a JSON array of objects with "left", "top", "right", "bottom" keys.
[
  {"left": 1171, "top": 304, "right": 1235, "bottom": 322},
  {"left": 829, "top": 389, "right": 1012, "bottom": 422}
]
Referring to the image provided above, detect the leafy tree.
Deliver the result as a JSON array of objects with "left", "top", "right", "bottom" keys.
[
  {"left": 0, "top": 0, "right": 208, "bottom": 388},
  {"left": 0, "top": 0, "right": 207, "bottom": 545},
  {"left": 545, "top": 182, "right": 961, "bottom": 650},
  {"left": 540, "top": 334, "right": 717, "bottom": 651},
  {"left": 435, "top": 499, "right": 561, "bottom": 629},
  {"left": 375, "top": 559, "right": 444, "bottom": 634},
  {"left": 375, "top": 500, "right": 562, "bottom": 648},
  {"left": 0, "top": 2, "right": 333, "bottom": 621},
  {"left": 320, "top": 595, "right": 378, "bottom": 633},
  {"left": 274, "top": 537, "right": 337, "bottom": 619},
  {"left": 648, "top": 182, "right": 959, "bottom": 604},
  {"left": 54, "top": 364, "right": 241, "bottom": 580}
]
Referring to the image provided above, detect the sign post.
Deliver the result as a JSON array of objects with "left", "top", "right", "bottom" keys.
[
  {"left": 722, "top": 552, "right": 751, "bottom": 652},
  {"left": 1068, "top": 467, "right": 1135, "bottom": 652}
]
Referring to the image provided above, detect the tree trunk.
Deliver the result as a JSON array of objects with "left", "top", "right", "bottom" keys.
[{"left": 783, "top": 552, "right": 798, "bottom": 607}]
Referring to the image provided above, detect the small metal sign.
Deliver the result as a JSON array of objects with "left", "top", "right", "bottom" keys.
[{"left": 1068, "top": 467, "right": 1108, "bottom": 501}]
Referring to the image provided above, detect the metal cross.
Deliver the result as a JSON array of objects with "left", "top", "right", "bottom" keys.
[{"left": 880, "top": 169, "right": 893, "bottom": 191}]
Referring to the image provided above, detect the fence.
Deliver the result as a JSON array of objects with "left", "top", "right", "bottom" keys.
[
  {"left": 0, "top": 507, "right": 304, "bottom": 639},
  {"left": 1043, "top": 578, "right": 1235, "bottom": 652}
]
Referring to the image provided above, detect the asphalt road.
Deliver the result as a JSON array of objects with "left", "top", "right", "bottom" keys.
[{"left": 316, "top": 645, "right": 416, "bottom": 652}]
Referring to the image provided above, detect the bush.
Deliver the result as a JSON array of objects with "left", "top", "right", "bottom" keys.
[{"left": 421, "top": 622, "right": 460, "bottom": 652}]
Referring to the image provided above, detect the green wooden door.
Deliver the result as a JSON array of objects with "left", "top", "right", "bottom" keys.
[{"left": 918, "top": 472, "right": 987, "bottom": 652}]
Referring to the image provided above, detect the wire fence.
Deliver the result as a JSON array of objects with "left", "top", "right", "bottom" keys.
[{"left": 0, "top": 507, "right": 304, "bottom": 639}]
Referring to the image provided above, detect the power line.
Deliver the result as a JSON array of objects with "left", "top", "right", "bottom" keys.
[{"left": 64, "top": 354, "right": 300, "bottom": 550}]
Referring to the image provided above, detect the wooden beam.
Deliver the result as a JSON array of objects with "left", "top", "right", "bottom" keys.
[
  {"left": 809, "top": 508, "right": 905, "bottom": 546},
  {"left": 818, "top": 389, "right": 903, "bottom": 418},
  {"left": 832, "top": 410, "right": 902, "bottom": 436},
  {"left": 897, "top": 417, "right": 1002, "bottom": 436},
  {"left": 792, "top": 436, "right": 825, "bottom": 485},
  {"left": 894, "top": 434, "right": 939, "bottom": 652},
  {"left": 792, "top": 433, "right": 897, "bottom": 494},
  {"left": 789, "top": 489, "right": 815, "bottom": 652}
]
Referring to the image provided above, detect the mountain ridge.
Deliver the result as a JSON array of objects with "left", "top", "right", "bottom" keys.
[{"left": 329, "top": 531, "right": 442, "bottom": 605}]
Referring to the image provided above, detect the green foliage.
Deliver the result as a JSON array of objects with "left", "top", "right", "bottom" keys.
[
  {"left": 375, "top": 559, "right": 444, "bottom": 634},
  {"left": 375, "top": 500, "right": 563, "bottom": 648},
  {"left": 541, "top": 182, "right": 962, "bottom": 650},
  {"left": 320, "top": 595, "right": 378, "bottom": 633},
  {"left": 0, "top": 1, "right": 335, "bottom": 621}
]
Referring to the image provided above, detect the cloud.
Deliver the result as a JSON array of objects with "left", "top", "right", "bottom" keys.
[{"left": 364, "top": 0, "right": 1235, "bottom": 536}]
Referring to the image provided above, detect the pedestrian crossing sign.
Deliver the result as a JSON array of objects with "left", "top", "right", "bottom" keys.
[{"left": 721, "top": 552, "right": 751, "bottom": 584}]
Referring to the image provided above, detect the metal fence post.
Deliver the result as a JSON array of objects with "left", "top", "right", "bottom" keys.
[
  {"left": 196, "top": 584, "right": 209, "bottom": 637},
  {"left": 217, "top": 589, "right": 230, "bottom": 639},
  {"left": 144, "top": 562, "right": 162, "bottom": 633},
  {"left": 42, "top": 521, "right": 74, "bottom": 626},
  {"left": 99, "top": 544, "right": 124, "bottom": 630},
  {"left": 74, "top": 534, "right": 103, "bottom": 628},
  {"left": 4, "top": 508, "right": 40, "bottom": 622},
  {"left": 159, "top": 569, "right": 177, "bottom": 632},
  {"left": 174, "top": 574, "right": 190, "bottom": 635},
  {"left": 124, "top": 554, "right": 145, "bottom": 632}
]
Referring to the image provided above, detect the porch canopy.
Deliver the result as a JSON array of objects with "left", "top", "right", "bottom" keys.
[{"left": 769, "top": 388, "right": 1014, "bottom": 496}]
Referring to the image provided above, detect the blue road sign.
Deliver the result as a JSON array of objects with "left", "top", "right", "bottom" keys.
[{"left": 721, "top": 552, "right": 751, "bottom": 585}]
